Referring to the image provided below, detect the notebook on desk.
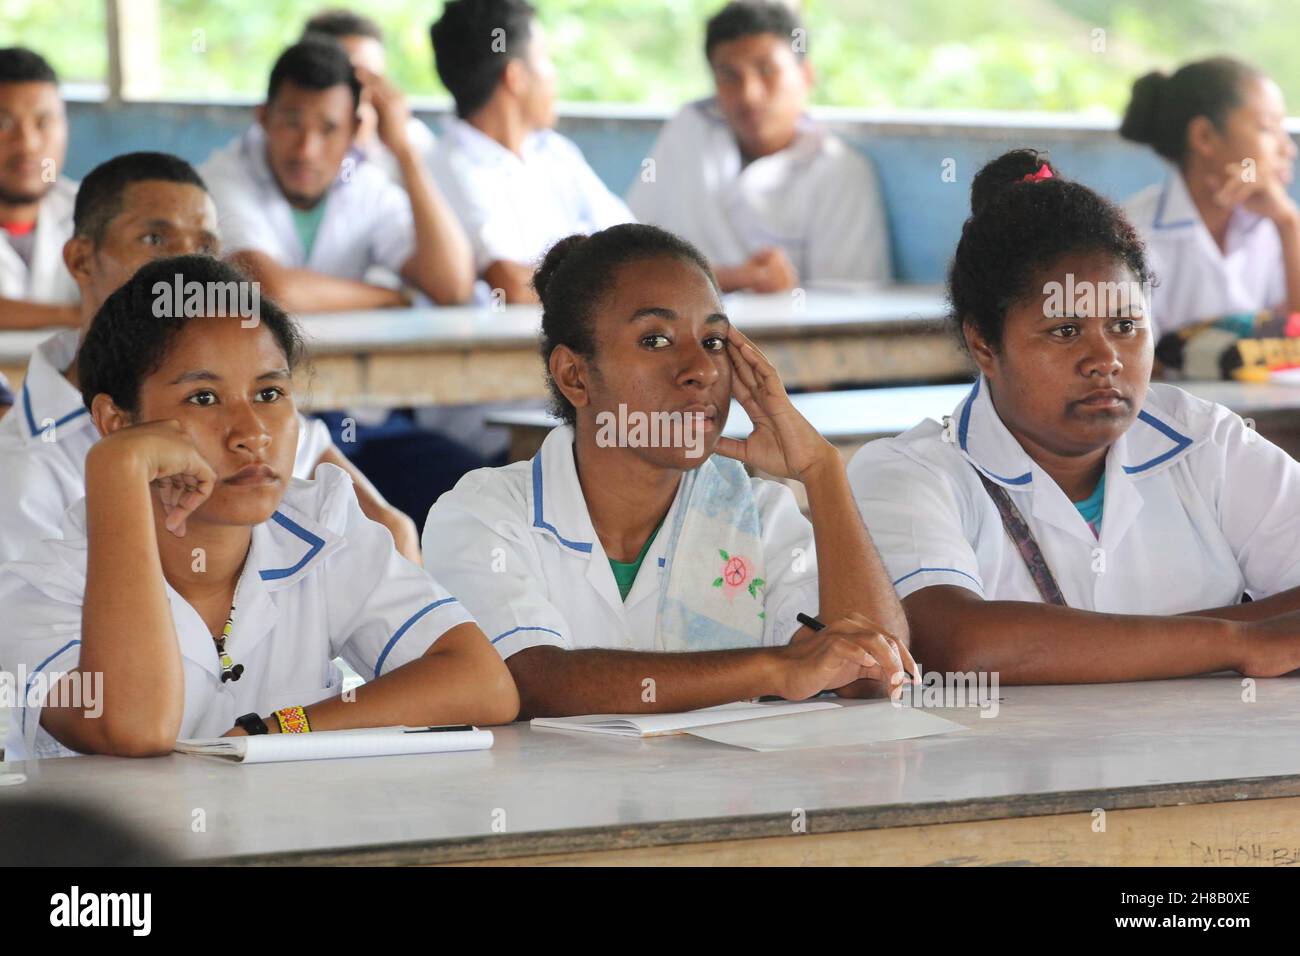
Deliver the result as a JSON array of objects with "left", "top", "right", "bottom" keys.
[{"left": 175, "top": 725, "right": 494, "bottom": 764}]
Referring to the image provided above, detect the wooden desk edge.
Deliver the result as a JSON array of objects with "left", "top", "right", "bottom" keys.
[{"left": 198, "top": 773, "right": 1300, "bottom": 867}]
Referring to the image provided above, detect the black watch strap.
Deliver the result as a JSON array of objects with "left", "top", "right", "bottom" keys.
[{"left": 235, "top": 712, "right": 269, "bottom": 736}]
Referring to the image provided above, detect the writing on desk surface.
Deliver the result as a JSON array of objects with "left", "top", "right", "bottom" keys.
[{"left": 1188, "top": 839, "right": 1300, "bottom": 866}]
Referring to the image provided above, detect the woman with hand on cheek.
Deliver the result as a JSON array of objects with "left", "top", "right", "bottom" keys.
[
  {"left": 423, "top": 223, "right": 913, "bottom": 719},
  {"left": 0, "top": 255, "right": 516, "bottom": 760},
  {"left": 1121, "top": 58, "right": 1300, "bottom": 336}
]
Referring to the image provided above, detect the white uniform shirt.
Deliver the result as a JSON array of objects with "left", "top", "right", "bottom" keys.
[
  {"left": 0, "top": 329, "right": 334, "bottom": 564},
  {"left": 0, "top": 177, "right": 79, "bottom": 305},
  {"left": 849, "top": 376, "right": 1300, "bottom": 611},
  {"left": 1125, "top": 168, "right": 1286, "bottom": 335},
  {"left": 429, "top": 117, "right": 633, "bottom": 274},
  {"left": 421, "top": 425, "right": 820, "bottom": 659},
  {"left": 0, "top": 463, "right": 474, "bottom": 760},
  {"left": 626, "top": 98, "right": 891, "bottom": 284},
  {"left": 200, "top": 125, "right": 415, "bottom": 279}
]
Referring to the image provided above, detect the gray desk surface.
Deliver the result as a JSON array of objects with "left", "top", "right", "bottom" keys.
[
  {"left": 4, "top": 677, "right": 1300, "bottom": 864},
  {"left": 0, "top": 286, "right": 948, "bottom": 365},
  {"left": 488, "top": 380, "right": 1300, "bottom": 443}
]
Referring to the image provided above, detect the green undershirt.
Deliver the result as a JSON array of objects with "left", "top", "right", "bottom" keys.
[
  {"left": 609, "top": 523, "right": 663, "bottom": 602},
  {"left": 290, "top": 202, "right": 328, "bottom": 259}
]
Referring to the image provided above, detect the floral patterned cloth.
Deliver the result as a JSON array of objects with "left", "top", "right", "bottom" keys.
[{"left": 655, "top": 455, "right": 768, "bottom": 651}]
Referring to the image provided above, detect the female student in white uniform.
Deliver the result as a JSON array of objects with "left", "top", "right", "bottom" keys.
[
  {"left": 1121, "top": 57, "right": 1300, "bottom": 334},
  {"left": 0, "top": 256, "right": 517, "bottom": 760},
  {"left": 850, "top": 150, "right": 1300, "bottom": 685},
  {"left": 423, "top": 223, "right": 915, "bottom": 718}
]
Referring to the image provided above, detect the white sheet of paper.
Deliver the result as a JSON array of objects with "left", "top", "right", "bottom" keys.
[{"left": 685, "top": 702, "right": 967, "bottom": 751}]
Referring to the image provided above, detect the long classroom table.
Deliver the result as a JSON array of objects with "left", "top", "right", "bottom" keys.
[
  {"left": 487, "top": 380, "right": 1300, "bottom": 463},
  {"left": 4, "top": 677, "right": 1300, "bottom": 866},
  {"left": 0, "top": 286, "right": 963, "bottom": 409}
]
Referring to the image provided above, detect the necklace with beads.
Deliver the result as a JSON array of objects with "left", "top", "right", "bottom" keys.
[{"left": 213, "top": 569, "right": 246, "bottom": 683}]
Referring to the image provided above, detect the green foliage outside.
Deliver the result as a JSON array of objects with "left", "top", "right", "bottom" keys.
[{"left": 4, "top": 0, "right": 1300, "bottom": 114}]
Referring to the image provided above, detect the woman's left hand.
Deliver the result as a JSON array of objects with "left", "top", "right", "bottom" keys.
[{"left": 713, "top": 328, "right": 837, "bottom": 481}]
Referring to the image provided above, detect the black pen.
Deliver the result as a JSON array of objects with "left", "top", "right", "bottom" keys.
[{"left": 403, "top": 724, "right": 477, "bottom": 733}]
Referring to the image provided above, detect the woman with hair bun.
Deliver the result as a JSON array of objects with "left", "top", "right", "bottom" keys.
[
  {"left": 423, "top": 222, "right": 914, "bottom": 718},
  {"left": 1120, "top": 58, "right": 1300, "bottom": 335},
  {"left": 849, "top": 149, "right": 1300, "bottom": 686}
]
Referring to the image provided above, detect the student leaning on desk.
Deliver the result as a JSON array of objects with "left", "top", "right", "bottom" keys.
[
  {"left": 424, "top": 223, "right": 916, "bottom": 718},
  {"left": 851, "top": 149, "right": 1300, "bottom": 685},
  {"left": 0, "top": 256, "right": 517, "bottom": 761}
]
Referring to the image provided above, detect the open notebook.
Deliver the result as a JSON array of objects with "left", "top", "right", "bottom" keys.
[
  {"left": 530, "top": 700, "right": 839, "bottom": 738},
  {"left": 174, "top": 725, "right": 494, "bottom": 764}
]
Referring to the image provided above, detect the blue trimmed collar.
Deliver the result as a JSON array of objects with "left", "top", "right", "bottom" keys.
[
  {"left": 953, "top": 376, "right": 1197, "bottom": 487},
  {"left": 528, "top": 425, "right": 596, "bottom": 555},
  {"left": 252, "top": 503, "right": 340, "bottom": 589},
  {"left": 19, "top": 329, "right": 91, "bottom": 443},
  {"left": 1151, "top": 167, "right": 1267, "bottom": 239}
]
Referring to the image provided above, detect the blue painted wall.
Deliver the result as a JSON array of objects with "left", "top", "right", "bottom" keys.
[{"left": 65, "top": 101, "right": 1178, "bottom": 284}]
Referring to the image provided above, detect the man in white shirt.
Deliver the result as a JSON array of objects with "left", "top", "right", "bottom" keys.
[
  {"left": 201, "top": 38, "right": 473, "bottom": 312},
  {"left": 300, "top": 9, "right": 439, "bottom": 185},
  {"left": 0, "top": 151, "right": 422, "bottom": 565},
  {"left": 0, "top": 46, "right": 80, "bottom": 415},
  {"left": 626, "top": 2, "right": 892, "bottom": 292},
  {"left": 428, "top": 0, "right": 633, "bottom": 303}
]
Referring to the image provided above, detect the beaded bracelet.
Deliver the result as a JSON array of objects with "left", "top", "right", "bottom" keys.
[{"left": 274, "top": 705, "right": 312, "bottom": 734}]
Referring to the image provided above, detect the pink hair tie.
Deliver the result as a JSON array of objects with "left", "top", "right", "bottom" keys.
[{"left": 1022, "top": 164, "right": 1054, "bottom": 183}]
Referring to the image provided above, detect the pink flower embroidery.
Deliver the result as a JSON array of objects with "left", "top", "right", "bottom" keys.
[{"left": 713, "top": 549, "right": 765, "bottom": 603}]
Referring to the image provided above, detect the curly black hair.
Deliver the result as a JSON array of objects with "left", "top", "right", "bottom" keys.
[
  {"left": 947, "top": 148, "right": 1152, "bottom": 354},
  {"left": 78, "top": 255, "right": 305, "bottom": 415},
  {"left": 534, "top": 223, "right": 718, "bottom": 427}
]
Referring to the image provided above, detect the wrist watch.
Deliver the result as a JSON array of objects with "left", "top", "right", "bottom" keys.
[{"left": 235, "top": 712, "right": 269, "bottom": 736}]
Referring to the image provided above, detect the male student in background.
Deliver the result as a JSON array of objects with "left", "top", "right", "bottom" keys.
[
  {"left": 0, "top": 46, "right": 80, "bottom": 349},
  {"left": 627, "top": 1, "right": 892, "bottom": 292},
  {"left": 301, "top": 8, "right": 439, "bottom": 185},
  {"left": 0, "top": 151, "right": 421, "bottom": 564},
  {"left": 201, "top": 38, "right": 473, "bottom": 311},
  {"left": 428, "top": 0, "right": 633, "bottom": 304}
]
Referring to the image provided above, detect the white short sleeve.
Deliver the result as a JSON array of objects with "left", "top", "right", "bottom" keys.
[
  {"left": 319, "top": 472, "right": 474, "bottom": 679},
  {"left": 848, "top": 438, "right": 987, "bottom": 601},
  {"left": 806, "top": 148, "right": 892, "bottom": 283},
  {"left": 1200, "top": 407, "right": 1300, "bottom": 598},
  {"left": 422, "top": 470, "right": 572, "bottom": 660},
  {"left": 0, "top": 570, "right": 85, "bottom": 759}
]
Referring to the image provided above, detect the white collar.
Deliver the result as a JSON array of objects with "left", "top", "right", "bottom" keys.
[
  {"left": 528, "top": 425, "right": 680, "bottom": 612},
  {"left": 1150, "top": 166, "right": 1267, "bottom": 241},
  {"left": 442, "top": 115, "right": 548, "bottom": 168},
  {"left": 18, "top": 328, "right": 92, "bottom": 442},
  {"left": 951, "top": 376, "right": 1199, "bottom": 489},
  {"left": 528, "top": 425, "right": 598, "bottom": 555}
]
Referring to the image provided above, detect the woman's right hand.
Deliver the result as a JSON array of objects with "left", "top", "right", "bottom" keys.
[
  {"left": 770, "top": 613, "right": 915, "bottom": 700},
  {"left": 88, "top": 420, "right": 217, "bottom": 536}
]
